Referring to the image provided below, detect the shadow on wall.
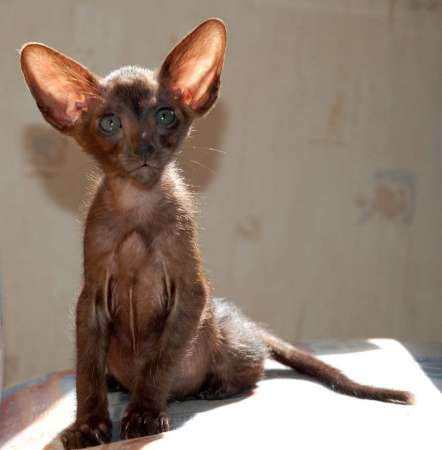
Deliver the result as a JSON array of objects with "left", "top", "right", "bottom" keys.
[
  {"left": 21, "top": 100, "right": 229, "bottom": 214},
  {"left": 21, "top": 125, "right": 93, "bottom": 214}
]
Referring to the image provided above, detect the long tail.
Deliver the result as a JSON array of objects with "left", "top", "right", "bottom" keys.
[{"left": 262, "top": 331, "right": 414, "bottom": 404}]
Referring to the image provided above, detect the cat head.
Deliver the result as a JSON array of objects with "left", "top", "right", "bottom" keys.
[{"left": 20, "top": 19, "right": 226, "bottom": 187}]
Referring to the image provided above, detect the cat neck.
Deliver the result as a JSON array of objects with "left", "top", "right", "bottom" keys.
[{"left": 103, "top": 162, "right": 191, "bottom": 218}]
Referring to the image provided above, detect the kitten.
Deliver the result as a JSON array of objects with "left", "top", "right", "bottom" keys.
[{"left": 20, "top": 18, "right": 413, "bottom": 450}]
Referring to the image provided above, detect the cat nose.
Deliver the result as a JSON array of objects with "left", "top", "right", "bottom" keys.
[{"left": 136, "top": 143, "right": 154, "bottom": 160}]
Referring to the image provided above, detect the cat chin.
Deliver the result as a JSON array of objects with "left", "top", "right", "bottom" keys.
[{"left": 126, "top": 167, "right": 163, "bottom": 188}]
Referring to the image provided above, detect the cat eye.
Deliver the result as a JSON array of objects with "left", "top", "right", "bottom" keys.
[
  {"left": 155, "top": 107, "right": 176, "bottom": 127},
  {"left": 99, "top": 113, "right": 121, "bottom": 134}
]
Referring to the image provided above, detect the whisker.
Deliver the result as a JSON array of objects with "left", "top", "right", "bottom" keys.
[
  {"left": 184, "top": 158, "right": 216, "bottom": 175},
  {"left": 187, "top": 145, "right": 226, "bottom": 155}
]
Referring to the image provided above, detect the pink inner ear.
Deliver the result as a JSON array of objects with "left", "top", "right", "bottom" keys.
[
  {"left": 21, "top": 44, "right": 96, "bottom": 129},
  {"left": 38, "top": 76, "right": 87, "bottom": 126},
  {"left": 170, "top": 54, "right": 221, "bottom": 109},
  {"left": 161, "top": 20, "right": 226, "bottom": 112}
]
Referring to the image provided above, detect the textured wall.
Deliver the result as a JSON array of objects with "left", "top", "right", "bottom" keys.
[{"left": 1, "top": 0, "right": 441, "bottom": 387}]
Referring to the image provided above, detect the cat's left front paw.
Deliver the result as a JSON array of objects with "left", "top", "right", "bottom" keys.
[{"left": 120, "top": 408, "right": 170, "bottom": 440}]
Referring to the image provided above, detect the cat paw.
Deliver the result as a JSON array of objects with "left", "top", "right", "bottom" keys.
[
  {"left": 60, "top": 416, "right": 112, "bottom": 449},
  {"left": 120, "top": 409, "right": 170, "bottom": 440},
  {"left": 196, "top": 386, "right": 231, "bottom": 400},
  {"left": 196, "top": 383, "right": 252, "bottom": 400}
]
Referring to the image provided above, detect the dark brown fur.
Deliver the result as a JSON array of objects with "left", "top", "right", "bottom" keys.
[{"left": 19, "top": 19, "right": 413, "bottom": 450}]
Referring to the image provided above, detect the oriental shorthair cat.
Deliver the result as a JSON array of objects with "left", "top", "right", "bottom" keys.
[{"left": 20, "top": 18, "right": 413, "bottom": 449}]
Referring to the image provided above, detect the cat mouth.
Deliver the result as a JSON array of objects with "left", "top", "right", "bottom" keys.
[{"left": 130, "top": 162, "right": 160, "bottom": 172}]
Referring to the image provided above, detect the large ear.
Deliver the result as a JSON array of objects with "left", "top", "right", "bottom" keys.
[
  {"left": 159, "top": 18, "right": 227, "bottom": 115},
  {"left": 20, "top": 43, "right": 99, "bottom": 132}
]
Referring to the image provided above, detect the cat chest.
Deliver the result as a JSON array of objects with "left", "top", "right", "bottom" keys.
[{"left": 98, "top": 231, "right": 172, "bottom": 351}]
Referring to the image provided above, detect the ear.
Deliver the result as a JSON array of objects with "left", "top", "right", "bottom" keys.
[
  {"left": 20, "top": 43, "right": 99, "bottom": 132},
  {"left": 159, "top": 18, "right": 227, "bottom": 115}
]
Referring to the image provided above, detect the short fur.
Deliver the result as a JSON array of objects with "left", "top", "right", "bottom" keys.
[{"left": 19, "top": 19, "right": 413, "bottom": 450}]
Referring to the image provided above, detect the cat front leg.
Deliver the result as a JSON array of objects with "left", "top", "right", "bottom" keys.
[
  {"left": 120, "top": 279, "right": 208, "bottom": 440},
  {"left": 61, "top": 287, "right": 112, "bottom": 449}
]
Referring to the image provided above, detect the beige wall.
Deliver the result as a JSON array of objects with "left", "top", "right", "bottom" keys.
[{"left": 1, "top": 0, "right": 442, "bottom": 387}]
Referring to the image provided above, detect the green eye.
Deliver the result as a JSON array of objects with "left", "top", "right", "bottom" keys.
[
  {"left": 155, "top": 107, "right": 176, "bottom": 127},
  {"left": 99, "top": 113, "right": 121, "bottom": 134}
]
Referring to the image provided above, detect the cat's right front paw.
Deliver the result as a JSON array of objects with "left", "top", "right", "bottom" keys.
[
  {"left": 120, "top": 408, "right": 170, "bottom": 440},
  {"left": 60, "top": 416, "right": 112, "bottom": 449}
]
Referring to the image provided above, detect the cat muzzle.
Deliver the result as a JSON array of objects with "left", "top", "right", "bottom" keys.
[{"left": 136, "top": 143, "right": 155, "bottom": 161}]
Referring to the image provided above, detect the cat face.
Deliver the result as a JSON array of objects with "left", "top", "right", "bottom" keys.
[
  {"left": 76, "top": 67, "right": 193, "bottom": 186},
  {"left": 20, "top": 19, "right": 226, "bottom": 187}
]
